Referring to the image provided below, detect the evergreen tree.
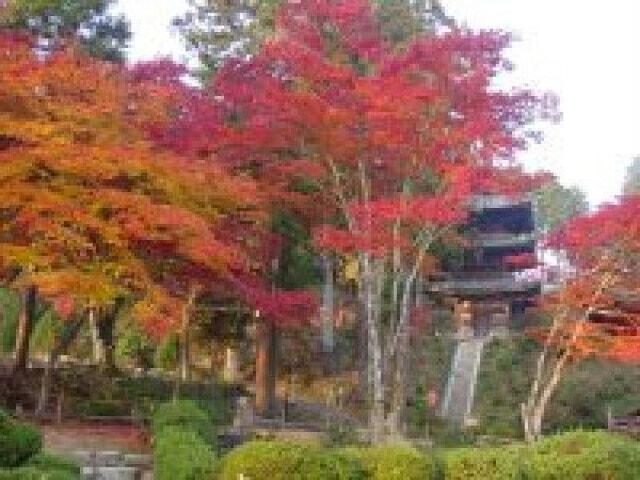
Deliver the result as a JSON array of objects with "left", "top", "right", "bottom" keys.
[
  {"left": 174, "top": 0, "right": 452, "bottom": 78},
  {"left": 0, "top": 0, "right": 130, "bottom": 61},
  {"left": 534, "top": 180, "right": 589, "bottom": 233}
]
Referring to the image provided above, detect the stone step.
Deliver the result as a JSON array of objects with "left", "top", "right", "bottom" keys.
[
  {"left": 440, "top": 337, "right": 486, "bottom": 423},
  {"left": 81, "top": 466, "right": 140, "bottom": 480},
  {"left": 73, "top": 450, "right": 152, "bottom": 480},
  {"left": 71, "top": 451, "right": 152, "bottom": 468},
  {"left": 123, "top": 454, "right": 152, "bottom": 469},
  {"left": 72, "top": 451, "right": 125, "bottom": 467}
]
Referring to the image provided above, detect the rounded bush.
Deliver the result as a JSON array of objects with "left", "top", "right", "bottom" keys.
[
  {"left": 154, "top": 427, "right": 217, "bottom": 480},
  {"left": 441, "top": 430, "right": 640, "bottom": 480},
  {"left": 219, "top": 440, "right": 365, "bottom": 480},
  {"left": 341, "top": 445, "right": 433, "bottom": 480},
  {"left": 441, "top": 445, "right": 529, "bottom": 480},
  {"left": 152, "top": 400, "right": 214, "bottom": 443},
  {"left": 0, "top": 412, "right": 42, "bottom": 468},
  {"left": 529, "top": 430, "right": 640, "bottom": 480}
]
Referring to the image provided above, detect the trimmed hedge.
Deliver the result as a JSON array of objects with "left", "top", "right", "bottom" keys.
[
  {"left": 154, "top": 427, "right": 217, "bottom": 480},
  {"left": 529, "top": 430, "right": 640, "bottom": 480},
  {"left": 219, "top": 440, "right": 365, "bottom": 480},
  {"left": 0, "top": 411, "right": 42, "bottom": 468},
  {"left": 341, "top": 445, "right": 433, "bottom": 480},
  {"left": 152, "top": 401, "right": 219, "bottom": 480},
  {"left": 439, "top": 445, "right": 529, "bottom": 480},
  {"left": 0, "top": 466, "right": 77, "bottom": 480},
  {"left": 214, "top": 431, "right": 640, "bottom": 479},
  {"left": 0, "top": 453, "right": 79, "bottom": 480},
  {"left": 441, "top": 431, "right": 640, "bottom": 480}
]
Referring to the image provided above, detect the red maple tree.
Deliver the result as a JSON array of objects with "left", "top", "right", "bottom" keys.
[{"left": 143, "top": 0, "right": 554, "bottom": 439}]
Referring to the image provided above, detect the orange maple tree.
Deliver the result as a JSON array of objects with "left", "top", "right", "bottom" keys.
[
  {"left": 523, "top": 194, "right": 640, "bottom": 441},
  {"left": 0, "top": 33, "right": 264, "bottom": 356}
]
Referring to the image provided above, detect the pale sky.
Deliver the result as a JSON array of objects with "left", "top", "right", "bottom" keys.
[{"left": 113, "top": 0, "right": 640, "bottom": 208}]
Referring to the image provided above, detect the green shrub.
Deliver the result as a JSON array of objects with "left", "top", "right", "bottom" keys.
[
  {"left": 25, "top": 452, "right": 79, "bottom": 477},
  {"left": 0, "top": 411, "right": 42, "bottom": 468},
  {"left": 219, "top": 440, "right": 365, "bottom": 480},
  {"left": 79, "top": 399, "right": 129, "bottom": 417},
  {"left": 152, "top": 400, "right": 215, "bottom": 443},
  {"left": 0, "top": 453, "right": 80, "bottom": 479},
  {"left": 0, "top": 466, "right": 77, "bottom": 479},
  {"left": 472, "top": 336, "right": 640, "bottom": 440},
  {"left": 152, "top": 401, "right": 219, "bottom": 480},
  {"left": 545, "top": 360, "right": 640, "bottom": 432},
  {"left": 440, "top": 445, "right": 530, "bottom": 480},
  {"left": 529, "top": 430, "right": 640, "bottom": 480},
  {"left": 116, "top": 326, "right": 154, "bottom": 369},
  {"left": 441, "top": 430, "right": 640, "bottom": 480},
  {"left": 301, "top": 449, "right": 366, "bottom": 480},
  {"left": 154, "top": 427, "right": 216, "bottom": 480},
  {"left": 154, "top": 334, "right": 178, "bottom": 370},
  {"left": 341, "top": 445, "right": 433, "bottom": 480},
  {"left": 0, "top": 288, "right": 19, "bottom": 353}
]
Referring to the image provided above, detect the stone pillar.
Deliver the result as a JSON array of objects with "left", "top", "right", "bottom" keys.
[
  {"left": 490, "top": 302, "right": 510, "bottom": 337},
  {"left": 223, "top": 346, "right": 240, "bottom": 383},
  {"left": 89, "top": 309, "right": 105, "bottom": 364},
  {"left": 454, "top": 300, "right": 474, "bottom": 338}
]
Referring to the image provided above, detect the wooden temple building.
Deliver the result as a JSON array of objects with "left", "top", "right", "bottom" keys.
[
  {"left": 432, "top": 195, "right": 543, "bottom": 424},
  {"left": 428, "top": 194, "right": 541, "bottom": 336}
]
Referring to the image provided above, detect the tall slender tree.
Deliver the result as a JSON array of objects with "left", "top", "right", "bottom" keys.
[{"left": 158, "top": 0, "right": 554, "bottom": 440}]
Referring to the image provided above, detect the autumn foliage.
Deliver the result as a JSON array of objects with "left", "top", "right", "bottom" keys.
[
  {"left": 542, "top": 195, "right": 640, "bottom": 362},
  {"left": 0, "top": 33, "right": 316, "bottom": 336},
  {"left": 141, "top": 0, "right": 556, "bottom": 438}
]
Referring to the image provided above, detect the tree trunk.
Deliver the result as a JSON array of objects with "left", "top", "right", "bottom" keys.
[
  {"left": 523, "top": 348, "right": 570, "bottom": 441},
  {"left": 355, "top": 295, "right": 369, "bottom": 403},
  {"left": 173, "top": 290, "right": 197, "bottom": 399},
  {"left": 13, "top": 285, "right": 37, "bottom": 374},
  {"left": 98, "top": 310, "right": 116, "bottom": 372},
  {"left": 415, "top": 275, "right": 423, "bottom": 308},
  {"left": 361, "top": 253, "right": 385, "bottom": 443},
  {"left": 390, "top": 251, "right": 426, "bottom": 436},
  {"left": 522, "top": 274, "right": 612, "bottom": 441},
  {"left": 36, "top": 315, "right": 85, "bottom": 416},
  {"left": 179, "top": 315, "right": 190, "bottom": 383},
  {"left": 89, "top": 308, "right": 106, "bottom": 365},
  {"left": 255, "top": 318, "right": 276, "bottom": 417},
  {"left": 370, "top": 320, "right": 385, "bottom": 443},
  {"left": 320, "top": 255, "right": 335, "bottom": 363},
  {"left": 390, "top": 224, "right": 401, "bottom": 333}
]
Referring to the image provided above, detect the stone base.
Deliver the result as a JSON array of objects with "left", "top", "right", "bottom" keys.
[
  {"left": 463, "top": 416, "right": 480, "bottom": 428},
  {"left": 81, "top": 466, "right": 140, "bottom": 480}
]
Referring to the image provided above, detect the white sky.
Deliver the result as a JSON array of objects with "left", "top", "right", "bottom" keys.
[{"left": 113, "top": 0, "right": 640, "bottom": 208}]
